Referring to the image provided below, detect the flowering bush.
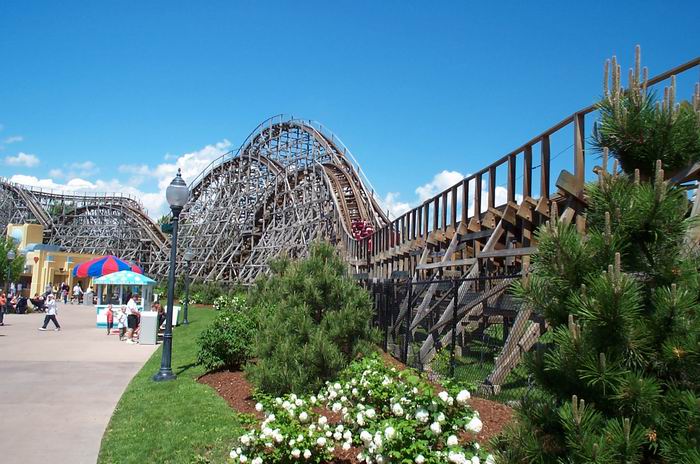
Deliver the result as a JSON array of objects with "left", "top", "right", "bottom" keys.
[
  {"left": 213, "top": 294, "right": 247, "bottom": 312},
  {"left": 230, "top": 355, "right": 494, "bottom": 463}
]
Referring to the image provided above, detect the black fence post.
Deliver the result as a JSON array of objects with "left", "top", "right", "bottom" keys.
[
  {"left": 382, "top": 281, "right": 389, "bottom": 352},
  {"left": 403, "top": 282, "right": 413, "bottom": 364},
  {"left": 449, "top": 278, "right": 458, "bottom": 378}
]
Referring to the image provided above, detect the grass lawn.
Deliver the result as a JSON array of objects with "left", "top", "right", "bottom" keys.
[{"left": 98, "top": 306, "right": 245, "bottom": 464}]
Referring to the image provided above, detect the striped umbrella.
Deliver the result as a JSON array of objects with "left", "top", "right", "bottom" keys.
[{"left": 72, "top": 255, "right": 143, "bottom": 278}]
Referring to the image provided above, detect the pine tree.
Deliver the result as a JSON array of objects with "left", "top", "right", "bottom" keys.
[
  {"left": 245, "top": 242, "right": 379, "bottom": 396},
  {"left": 495, "top": 164, "right": 700, "bottom": 463}
]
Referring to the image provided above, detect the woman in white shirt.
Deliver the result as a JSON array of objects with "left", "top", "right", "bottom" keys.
[{"left": 39, "top": 294, "right": 61, "bottom": 331}]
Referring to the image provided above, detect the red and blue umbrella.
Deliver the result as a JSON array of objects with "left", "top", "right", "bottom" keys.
[{"left": 72, "top": 255, "right": 143, "bottom": 278}]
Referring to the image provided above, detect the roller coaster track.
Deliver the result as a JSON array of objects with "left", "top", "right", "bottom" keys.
[{"left": 0, "top": 179, "right": 167, "bottom": 266}]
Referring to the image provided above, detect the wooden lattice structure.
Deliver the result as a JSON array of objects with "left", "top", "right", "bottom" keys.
[{"left": 0, "top": 180, "right": 167, "bottom": 266}]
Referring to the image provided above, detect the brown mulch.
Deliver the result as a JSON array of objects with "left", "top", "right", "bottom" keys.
[
  {"left": 198, "top": 370, "right": 264, "bottom": 420},
  {"left": 198, "top": 353, "right": 514, "bottom": 462}
]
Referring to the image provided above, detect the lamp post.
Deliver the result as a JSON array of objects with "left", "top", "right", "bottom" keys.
[
  {"left": 182, "top": 250, "right": 194, "bottom": 325},
  {"left": 153, "top": 169, "right": 189, "bottom": 382},
  {"left": 6, "top": 249, "right": 15, "bottom": 315}
]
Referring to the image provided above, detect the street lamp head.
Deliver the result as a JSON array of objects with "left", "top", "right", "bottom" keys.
[
  {"left": 183, "top": 250, "right": 195, "bottom": 262},
  {"left": 166, "top": 168, "right": 189, "bottom": 211},
  {"left": 7, "top": 250, "right": 16, "bottom": 260}
]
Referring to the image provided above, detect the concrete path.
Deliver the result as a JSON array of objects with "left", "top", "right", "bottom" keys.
[{"left": 0, "top": 304, "right": 157, "bottom": 464}]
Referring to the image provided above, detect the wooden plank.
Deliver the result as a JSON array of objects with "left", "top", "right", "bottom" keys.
[
  {"left": 541, "top": 135, "right": 551, "bottom": 199},
  {"left": 523, "top": 145, "right": 532, "bottom": 198},
  {"left": 416, "top": 258, "right": 477, "bottom": 270},
  {"left": 458, "top": 229, "right": 493, "bottom": 242},
  {"left": 488, "top": 166, "right": 496, "bottom": 209},
  {"left": 507, "top": 154, "right": 516, "bottom": 203},
  {"left": 450, "top": 186, "right": 458, "bottom": 228},
  {"left": 574, "top": 112, "right": 585, "bottom": 187},
  {"left": 461, "top": 179, "right": 469, "bottom": 225},
  {"left": 556, "top": 169, "right": 584, "bottom": 198},
  {"left": 477, "top": 246, "right": 537, "bottom": 259}
]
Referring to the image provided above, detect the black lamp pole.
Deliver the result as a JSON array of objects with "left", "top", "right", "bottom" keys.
[
  {"left": 154, "top": 169, "right": 188, "bottom": 382},
  {"left": 183, "top": 258, "right": 190, "bottom": 325}
]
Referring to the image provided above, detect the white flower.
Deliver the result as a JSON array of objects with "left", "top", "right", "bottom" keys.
[
  {"left": 343, "top": 430, "right": 352, "bottom": 440},
  {"left": 239, "top": 456, "right": 248, "bottom": 463},
  {"left": 430, "top": 422, "right": 442, "bottom": 434},
  {"left": 415, "top": 455, "right": 425, "bottom": 464},
  {"left": 299, "top": 411, "right": 309, "bottom": 422},
  {"left": 255, "top": 402, "right": 263, "bottom": 412},
  {"left": 438, "top": 391, "right": 450, "bottom": 403},
  {"left": 465, "top": 416, "right": 483, "bottom": 434},
  {"left": 365, "top": 408, "right": 376, "bottom": 419},
  {"left": 334, "top": 382, "right": 341, "bottom": 390},
  {"left": 391, "top": 403, "right": 404, "bottom": 416},
  {"left": 230, "top": 450, "right": 238, "bottom": 459},
  {"left": 471, "top": 457, "right": 480, "bottom": 464},
  {"left": 415, "top": 409, "right": 430, "bottom": 423},
  {"left": 317, "top": 436, "right": 327, "bottom": 447},
  {"left": 252, "top": 458, "right": 263, "bottom": 464},
  {"left": 332, "top": 402, "right": 342, "bottom": 413},
  {"left": 295, "top": 399, "right": 303, "bottom": 407},
  {"left": 334, "top": 431, "right": 342, "bottom": 440},
  {"left": 303, "top": 449, "right": 311, "bottom": 459},
  {"left": 456, "top": 389, "right": 471, "bottom": 404},
  {"left": 448, "top": 451, "right": 466, "bottom": 463},
  {"left": 384, "top": 426, "right": 396, "bottom": 440},
  {"left": 318, "top": 416, "right": 328, "bottom": 426},
  {"left": 447, "top": 434, "right": 458, "bottom": 446},
  {"left": 485, "top": 454, "right": 495, "bottom": 464},
  {"left": 437, "top": 412, "right": 446, "bottom": 423},
  {"left": 342, "top": 441, "right": 351, "bottom": 450},
  {"left": 356, "top": 412, "right": 365, "bottom": 426},
  {"left": 360, "top": 430, "right": 373, "bottom": 443},
  {"left": 240, "top": 435, "right": 250, "bottom": 445}
]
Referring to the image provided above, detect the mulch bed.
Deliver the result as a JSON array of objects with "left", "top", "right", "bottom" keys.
[{"left": 198, "top": 354, "right": 514, "bottom": 462}]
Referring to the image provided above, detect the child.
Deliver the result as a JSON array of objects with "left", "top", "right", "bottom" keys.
[
  {"left": 116, "top": 306, "right": 127, "bottom": 341},
  {"left": 105, "top": 304, "right": 114, "bottom": 335}
]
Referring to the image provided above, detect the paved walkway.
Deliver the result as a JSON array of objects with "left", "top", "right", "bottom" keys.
[{"left": 0, "top": 304, "right": 157, "bottom": 464}]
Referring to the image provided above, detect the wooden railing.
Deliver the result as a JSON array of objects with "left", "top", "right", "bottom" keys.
[{"left": 354, "top": 57, "right": 700, "bottom": 273}]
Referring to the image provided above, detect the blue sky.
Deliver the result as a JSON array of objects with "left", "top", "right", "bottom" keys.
[{"left": 1, "top": 0, "right": 699, "bottom": 217}]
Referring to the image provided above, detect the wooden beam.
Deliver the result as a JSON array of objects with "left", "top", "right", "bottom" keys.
[
  {"left": 416, "top": 258, "right": 477, "bottom": 270},
  {"left": 541, "top": 135, "right": 550, "bottom": 199},
  {"left": 477, "top": 246, "right": 537, "bottom": 259}
]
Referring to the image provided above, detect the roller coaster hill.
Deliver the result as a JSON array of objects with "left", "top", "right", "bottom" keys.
[{"left": 1, "top": 55, "right": 698, "bottom": 390}]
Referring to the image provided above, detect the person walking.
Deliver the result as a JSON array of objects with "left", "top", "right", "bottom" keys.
[
  {"left": 0, "top": 291, "right": 6, "bottom": 326},
  {"left": 105, "top": 304, "right": 114, "bottom": 335},
  {"left": 125, "top": 293, "right": 140, "bottom": 344},
  {"left": 39, "top": 294, "right": 61, "bottom": 331},
  {"left": 72, "top": 282, "right": 83, "bottom": 304}
]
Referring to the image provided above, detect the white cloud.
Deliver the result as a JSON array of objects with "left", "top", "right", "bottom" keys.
[
  {"left": 5, "top": 152, "right": 39, "bottom": 167},
  {"left": 3, "top": 135, "right": 23, "bottom": 144},
  {"left": 8, "top": 139, "right": 232, "bottom": 218},
  {"left": 415, "top": 170, "right": 464, "bottom": 202},
  {"left": 379, "top": 192, "right": 412, "bottom": 219}
]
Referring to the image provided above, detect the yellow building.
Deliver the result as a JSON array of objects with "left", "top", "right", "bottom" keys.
[{"left": 7, "top": 224, "right": 99, "bottom": 297}]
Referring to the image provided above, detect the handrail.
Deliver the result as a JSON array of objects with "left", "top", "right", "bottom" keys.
[{"left": 362, "top": 56, "right": 700, "bottom": 266}]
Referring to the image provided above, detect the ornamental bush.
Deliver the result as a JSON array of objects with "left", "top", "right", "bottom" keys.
[
  {"left": 196, "top": 308, "right": 255, "bottom": 371},
  {"left": 245, "top": 241, "right": 379, "bottom": 396},
  {"left": 231, "top": 354, "right": 493, "bottom": 464}
]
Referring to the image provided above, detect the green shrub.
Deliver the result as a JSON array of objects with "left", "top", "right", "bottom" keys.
[
  {"left": 196, "top": 310, "right": 255, "bottom": 371},
  {"left": 245, "top": 242, "right": 378, "bottom": 396},
  {"left": 213, "top": 294, "right": 246, "bottom": 311}
]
